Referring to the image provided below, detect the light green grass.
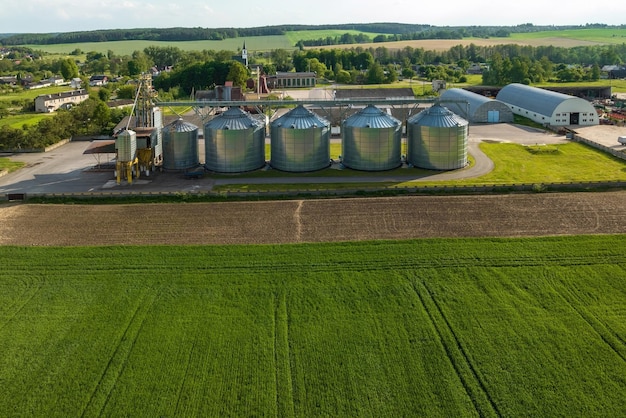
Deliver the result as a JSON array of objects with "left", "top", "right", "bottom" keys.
[
  {"left": 0, "top": 157, "right": 25, "bottom": 171},
  {"left": 463, "top": 142, "right": 626, "bottom": 184},
  {"left": 0, "top": 113, "right": 53, "bottom": 128},
  {"left": 0, "top": 86, "right": 71, "bottom": 102},
  {"left": 1, "top": 235, "right": 626, "bottom": 416},
  {"left": 508, "top": 28, "right": 626, "bottom": 43}
]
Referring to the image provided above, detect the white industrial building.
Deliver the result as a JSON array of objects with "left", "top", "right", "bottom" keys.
[
  {"left": 496, "top": 83, "right": 599, "bottom": 126},
  {"left": 439, "top": 88, "right": 513, "bottom": 123}
]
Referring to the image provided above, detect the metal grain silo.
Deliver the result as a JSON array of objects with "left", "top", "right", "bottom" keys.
[
  {"left": 115, "top": 129, "right": 137, "bottom": 162},
  {"left": 270, "top": 105, "right": 330, "bottom": 172},
  {"left": 204, "top": 107, "right": 266, "bottom": 173},
  {"left": 162, "top": 118, "right": 199, "bottom": 170},
  {"left": 407, "top": 104, "right": 468, "bottom": 170},
  {"left": 341, "top": 105, "right": 402, "bottom": 171}
]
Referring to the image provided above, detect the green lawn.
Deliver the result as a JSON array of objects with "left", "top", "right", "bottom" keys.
[
  {"left": 0, "top": 86, "right": 70, "bottom": 103},
  {"left": 1, "top": 235, "right": 625, "bottom": 416},
  {"left": 0, "top": 157, "right": 25, "bottom": 171},
  {"left": 0, "top": 112, "right": 52, "bottom": 128},
  {"left": 461, "top": 142, "right": 626, "bottom": 184}
]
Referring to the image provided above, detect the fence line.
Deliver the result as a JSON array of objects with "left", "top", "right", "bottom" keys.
[
  {"left": 5, "top": 180, "right": 626, "bottom": 201},
  {"left": 571, "top": 135, "right": 626, "bottom": 161}
]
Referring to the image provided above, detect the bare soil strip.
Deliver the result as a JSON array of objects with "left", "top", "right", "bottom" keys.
[{"left": 1, "top": 192, "right": 625, "bottom": 246}]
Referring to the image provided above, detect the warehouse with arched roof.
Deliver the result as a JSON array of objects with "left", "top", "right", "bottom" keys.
[
  {"left": 439, "top": 88, "right": 513, "bottom": 123},
  {"left": 496, "top": 83, "right": 598, "bottom": 126}
]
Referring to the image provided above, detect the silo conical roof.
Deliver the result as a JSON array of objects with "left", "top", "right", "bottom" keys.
[
  {"left": 165, "top": 118, "right": 198, "bottom": 132},
  {"left": 205, "top": 107, "right": 263, "bottom": 130},
  {"left": 271, "top": 105, "right": 329, "bottom": 129},
  {"left": 409, "top": 104, "right": 468, "bottom": 128},
  {"left": 343, "top": 104, "right": 400, "bottom": 128}
]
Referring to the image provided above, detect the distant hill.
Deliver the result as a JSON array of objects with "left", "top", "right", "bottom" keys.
[
  {"left": 0, "top": 24, "right": 430, "bottom": 46},
  {"left": 1, "top": 23, "right": 622, "bottom": 48},
  {"left": 1, "top": 23, "right": 618, "bottom": 47}
]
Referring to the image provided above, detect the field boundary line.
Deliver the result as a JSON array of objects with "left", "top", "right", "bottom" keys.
[
  {"left": 294, "top": 200, "right": 304, "bottom": 243},
  {"left": 551, "top": 280, "right": 626, "bottom": 364},
  {"left": 0, "top": 283, "right": 42, "bottom": 332},
  {"left": 410, "top": 279, "right": 501, "bottom": 418},
  {"left": 80, "top": 287, "right": 159, "bottom": 418},
  {"left": 274, "top": 290, "right": 296, "bottom": 418}
]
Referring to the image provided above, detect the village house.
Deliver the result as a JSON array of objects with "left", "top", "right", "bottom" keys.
[
  {"left": 34, "top": 89, "right": 89, "bottom": 113},
  {"left": 89, "top": 75, "right": 108, "bottom": 86}
]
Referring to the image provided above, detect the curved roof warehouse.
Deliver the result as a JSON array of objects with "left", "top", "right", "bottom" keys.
[
  {"left": 439, "top": 88, "right": 513, "bottom": 123},
  {"left": 496, "top": 83, "right": 599, "bottom": 126}
]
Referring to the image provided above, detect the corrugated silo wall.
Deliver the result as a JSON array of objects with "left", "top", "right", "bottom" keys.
[
  {"left": 342, "top": 126, "right": 402, "bottom": 171},
  {"left": 270, "top": 127, "right": 330, "bottom": 172},
  {"left": 163, "top": 129, "right": 199, "bottom": 170},
  {"left": 408, "top": 124, "right": 468, "bottom": 170},
  {"left": 204, "top": 127, "right": 265, "bottom": 173}
]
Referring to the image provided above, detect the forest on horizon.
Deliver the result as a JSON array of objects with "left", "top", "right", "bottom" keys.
[{"left": 1, "top": 22, "right": 620, "bottom": 46}]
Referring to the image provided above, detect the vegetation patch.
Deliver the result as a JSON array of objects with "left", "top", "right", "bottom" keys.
[
  {"left": 0, "top": 157, "right": 25, "bottom": 172},
  {"left": 525, "top": 144, "right": 561, "bottom": 154}
]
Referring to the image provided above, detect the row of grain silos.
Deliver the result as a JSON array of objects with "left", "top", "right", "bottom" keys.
[{"left": 160, "top": 104, "right": 469, "bottom": 173}]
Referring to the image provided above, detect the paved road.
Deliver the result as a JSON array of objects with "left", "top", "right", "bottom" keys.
[{"left": 0, "top": 123, "right": 575, "bottom": 195}]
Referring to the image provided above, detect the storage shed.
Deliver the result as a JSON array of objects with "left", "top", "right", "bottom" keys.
[
  {"left": 496, "top": 83, "right": 598, "bottom": 126},
  {"left": 439, "top": 88, "right": 513, "bottom": 123}
]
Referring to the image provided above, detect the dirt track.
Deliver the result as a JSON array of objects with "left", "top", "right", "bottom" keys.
[{"left": 1, "top": 191, "right": 626, "bottom": 246}]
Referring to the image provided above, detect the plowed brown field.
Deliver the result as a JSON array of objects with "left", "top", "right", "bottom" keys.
[{"left": 1, "top": 191, "right": 625, "bottom": 246}]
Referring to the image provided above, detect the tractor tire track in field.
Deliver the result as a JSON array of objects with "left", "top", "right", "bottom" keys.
[
  {"left": 0, "top": 283, "right": 42, "bottom": 332},
  {"left": 550, "top": 280, "right": 626, "bottom": 364},
  {"left": 80, "top": 287, "right": 159, "bottom": 418},
  {"left": 273, "top": 290, "right": 296, "bottom": 418},
  {"left": 174, "top": 334, "right": 198, "bottom": 417},
  {"left": 409, "top": 278, "right": 501, "bottom": 418}
]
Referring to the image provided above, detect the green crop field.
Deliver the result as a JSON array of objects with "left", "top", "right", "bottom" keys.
[
  {"left": 509, "top": 28, "right": 626, "bottom": 44},
  {"left": 284, "top": 29, "right": 389, "bottom": 45},
  {"left": 1, "top": 235, "right": 626, "bottom": 416},
  {"left": 23, "top": 36, "right": 295, "bottom": 56}
]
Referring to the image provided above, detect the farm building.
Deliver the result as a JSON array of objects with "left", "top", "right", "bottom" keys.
[
  {"left": 496, "top": 83, "right": 599, "bottom": 126},
  {"left": 439, "top": 88, "right": 513, "bottom": 123},
  {"left": 266, "top": 72, "right": 316, "bottom": 89}
]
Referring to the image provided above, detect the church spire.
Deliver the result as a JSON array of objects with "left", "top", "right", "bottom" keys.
[{"left": 241, "top": 41, "right": 248, "bottom": 67}]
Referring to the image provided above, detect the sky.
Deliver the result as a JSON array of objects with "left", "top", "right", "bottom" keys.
[{"left": 0, "top": 0, "right": 623, "bottom": 34}]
